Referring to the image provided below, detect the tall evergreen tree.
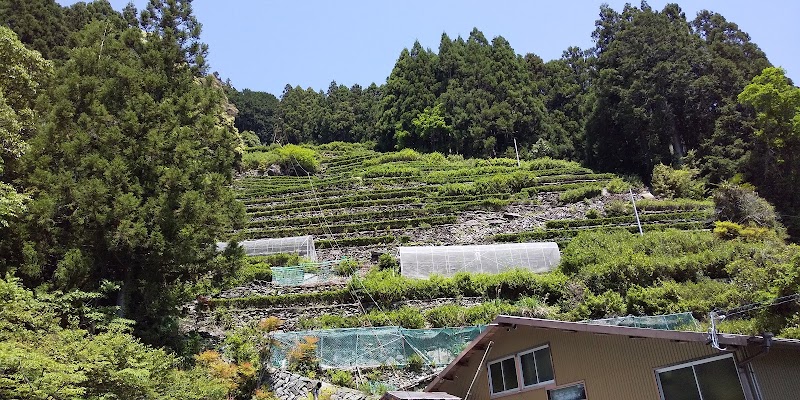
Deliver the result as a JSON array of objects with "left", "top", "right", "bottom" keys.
[
  {"left": 586, "top": 3, "right": 713, "bottom": 180},
  {"left": 377, "top": 41, "right": 439, "bottom": 150},
  {"left": 10, "top": 4, "right": 244, "bottom": 344},
  {"left": 0, "top": 0, "right": 69, "bottom": 60}
]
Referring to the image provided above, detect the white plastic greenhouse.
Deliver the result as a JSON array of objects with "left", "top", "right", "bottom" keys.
[
  {"left": 216, "top": 235, "right": 317, "bottom": 261},
  {"left": 398, "top": 242, "right": 560, "bottom": 279}
]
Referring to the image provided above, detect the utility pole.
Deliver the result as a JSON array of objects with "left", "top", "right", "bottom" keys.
[{"left": 513, "top": 138, "right": 520, "bottom": 167}]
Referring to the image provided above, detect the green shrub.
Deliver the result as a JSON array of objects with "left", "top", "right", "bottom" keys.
[
  {"left": 425, "top": 304, "right": 466, "bottom": 328},
  {"left": 327, "top": 369, "right": 355, "bottom": 388},
  {"left": 362, "top": 149, "right": 421, "bottom": 166},
  {"left": 334, "top": 259, "right": 359, "bottom": 276},
  {"left": 713, "top": 183, "right": 780, "bottom": 228},
  {"left": 240, "top": 130, "right": 262, "bottom": 147},
  {"left": 650, "top": 164, "right": 705, "bottom": 199},
  {"left": 586, "top": 209, "right": 601, "bottom": 219},
  {"left": 559, "top": 185, "right": 602, "bottom": 204},
  {"left": 377, "top": 253, "right": 399, "bottom": 272},
  {"left": 713, "top": 221, "right": 778, "bottom": 242},
  {"left": 568, "top": 290, "right": 626, "bottom": 320},
  {"left": 513, "top": 297, "right": 553, "bottom": 318},
  {"left": 277, "top": 144, "right": 320, "bottom": 174},
  {"left": 604, "top": 200, "right": 631, "bottom": 217},
  {"left": 240, "top": 144, "right": 319, "bottom": 175},
  {"left": 406, "top": 353, "right": 425, "bottom": 372},
  {"left": 605, "top": 178, "right": 630, "bottom": 194}
]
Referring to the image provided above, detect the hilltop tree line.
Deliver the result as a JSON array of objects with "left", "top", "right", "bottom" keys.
[{"left": 225, "top": 2, "right": 800, "bottom": 236}]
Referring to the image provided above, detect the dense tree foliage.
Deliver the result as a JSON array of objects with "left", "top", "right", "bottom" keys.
[
  {"left": 1, "top": 0, "right": 244, "bottom": 346},
  {"left": 224, "top": 84, "right": 279, "bottom": 144}
]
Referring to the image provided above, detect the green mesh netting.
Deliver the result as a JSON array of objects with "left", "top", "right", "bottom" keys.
[
  {"left": 270, "top": 326, "right": 485, "bottom": 369},
  {"left": 588, "top": 312, "right": 699, "bottom": 330},
  {"left": 271, "top": 266, "right": 306, "bottom": 286},
  {"left": 272, "top": 260, "right": 337, "bottom": 286}
]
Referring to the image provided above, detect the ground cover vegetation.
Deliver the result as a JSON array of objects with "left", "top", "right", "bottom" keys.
[{"left": 1, "top": 0, "right": 799, "bottom": 398}]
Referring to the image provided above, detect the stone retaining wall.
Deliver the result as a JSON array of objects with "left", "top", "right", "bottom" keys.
[{"left": 266, "top": 369, "right": 367, "bottom": 400}]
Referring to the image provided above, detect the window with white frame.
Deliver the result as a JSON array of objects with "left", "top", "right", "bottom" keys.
[
  {"left": 488, "top": 345, "right": 555, "bottom": 396},
  {"left": 548, "top": 382, "right": 587, "bottom": 400},
  {"left": 655, "top": 354, "right": 746, "bottom": 400},
  {"left": 488, "top": 355, "right": 519, "bottom": 394},
  {"left": 520, "top": 345, "right": 555, "bottom": 387}
]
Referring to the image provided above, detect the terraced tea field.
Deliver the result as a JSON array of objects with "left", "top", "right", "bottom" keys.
[{"left": 230, "top": 144, "right": 713, "bottom": 261}]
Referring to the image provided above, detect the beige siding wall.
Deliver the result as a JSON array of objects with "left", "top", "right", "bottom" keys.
[
  {"left": 752, "top": 348, "right": 800, "bottom": 400},
  {"left": 437, "top": 326, "right": 727, "bottom": 400}
]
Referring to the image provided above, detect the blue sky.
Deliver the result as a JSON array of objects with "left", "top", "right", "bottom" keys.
[{"left": 58, "top": 1, "right": 799, "bottom": 96}]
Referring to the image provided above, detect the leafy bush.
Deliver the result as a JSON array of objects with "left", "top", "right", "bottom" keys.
[
  {"left": 278, "top": 144, "right": 320, "bottom": 174},
  {"left": 586, "top": 209, "right": 601, "bottom": 219},
  {"left": 288, "top": 336, "right": 319, "bottom": 376},
  {"left": 406, "top": 353, "right": 425, "bottom": 372},
  {"left": 650, "top": 164, "right": 705, "bottom": 199},
  {"left": 362, "top": 149, "right": 421, "bottom": 166},
  {"left": 604, "top": 200, "right": 631, "bottom": 217},
  {"left": 713, "top": 183, "right": 780, "bottom": 228},
  {"left": 635, "top": 198, "right": 713, "bottom": 211},
  {"left": 240, "top": 130, "right": 262, "bottom": 147},
  {"left": 559, "top": 185, "right": 602, "bottom": 203},
  {"left": 713, "top": 221, "right": 778, "bottom": 242},
  {"left": 605, "top": 178, "right": 630, "bottom": 194},
  {"left": 526, "top": 157, "right": 582, "bottom": 170},
  {"left": 334, "top": 259, "right": 359, "bottom": 276},
  {"left": 327, "top": 369, "right": 355, "bottom": 388},
  {"left": 377, "top": 253, "right": 399, "bottom": 272}
]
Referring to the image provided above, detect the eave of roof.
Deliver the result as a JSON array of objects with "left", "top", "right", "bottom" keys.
[{"left": 425, "top": 315, "right": 800, "bottom": 392}]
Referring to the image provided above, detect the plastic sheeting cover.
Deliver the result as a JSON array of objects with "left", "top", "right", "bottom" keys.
[
  {"left": 216, "top": 236, "right": 317, "bottom": 261},
  {"left": 399, "top": 242, "right": 560, "bottom": 279}
]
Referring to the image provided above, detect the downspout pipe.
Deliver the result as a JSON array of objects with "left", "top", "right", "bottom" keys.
[{"left": 740, "top": 332, "right": 773, "bottom": 365}]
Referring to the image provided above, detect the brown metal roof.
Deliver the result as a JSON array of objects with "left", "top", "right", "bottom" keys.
[
  {"left": 425, "top": 315, "right": 800, "bottom": 392},
  {"left": 381, "top": 391, "right": 462, "bottom": 400}
]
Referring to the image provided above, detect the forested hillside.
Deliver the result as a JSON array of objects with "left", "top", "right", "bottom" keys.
[
  {"left": 1, "top": 0, "right": 799, "bottom": 399},
  {"left": 224, "top": 3, "right": 800, "bottom": 237}
]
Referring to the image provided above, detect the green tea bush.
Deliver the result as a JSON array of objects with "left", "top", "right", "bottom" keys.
[
  {"left": 567, "top": 290, "right": 626, "bottom": 320},
  {"left": 559, "top": 185, "right": 602, "bottom": 203},
  {"left": 513, "top": 297, "right": 553, "bottom": 318},
  {"left": 605, "top": 178, "right": 630, "bottom": 194},
  {"left": 526, "top": 157, "right": 581, "bottom": 171},
  {"left": 635, "top": 198, "right": 712, "bottom": 212},
  {"left": 362, "top": 149, "right": 421, "bottom": 166},
  {"left": 334, "top": 259, "right": 359, "bottom": 276},
  {"left": 240, "top": 144, "right": 320, "bottom": 175},
  {"left": 585, "top": 209, "right": 601, "bottom": 219},
  {"left": 559, "top": 230, "right": 736, "bottom": 293},
  {"left": 362, "top": 165, "right": 421, "bottom": 178},
  {"left": 377, "top": 253, "right": 399, "bottom": 272},
  {"left": 424, "top": 304, "right": 466, "bottom": 328}
]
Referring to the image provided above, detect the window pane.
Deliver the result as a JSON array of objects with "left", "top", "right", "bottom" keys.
[
  {"left": 520, "top": 352, "right": 539, "bottom": 386},
  {"left": 695, "top": 358, "right": 746, "bottom": 400},
  {"left": 548, "top": 383, "right": 587, "bottom": 400},
  {"left": 502, "top": 358, "right": 519, "bottom": 391},
  {"left": 489, "top": 362, "right": 505, "bottom": 393},
  {"left": 659, "top": 367, "right": 701, "bottom": 400},
  {"left": 535, "top": 347, "right": 555, "bottom": 383}
]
